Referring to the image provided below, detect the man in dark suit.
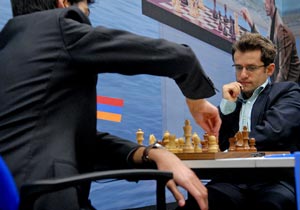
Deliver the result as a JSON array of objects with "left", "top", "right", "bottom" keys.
[
  {"left": 0, "top": 0, "right": 222, "bottom": 210},
  {"left": 241, "top": 0, "right": 300, "bottom": 83},
  {"left": 206, "top": 33, "right": 300, "bottom": 210}
]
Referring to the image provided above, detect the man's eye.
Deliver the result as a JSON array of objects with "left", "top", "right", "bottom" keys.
[
  {"left": 236, "top": 66, "right": 243, "bottom": 70},
  {"left": 247, "top": 66, "right": 256, "bottom": 71}
]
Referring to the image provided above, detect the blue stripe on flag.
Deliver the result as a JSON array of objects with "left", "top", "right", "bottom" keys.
[{"left": 97, "top": 104, "right": 123, "bottom": 114}]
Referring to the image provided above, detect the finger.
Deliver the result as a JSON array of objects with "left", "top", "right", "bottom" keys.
[
  {"left": 231, "top": 85, "right": 241, "bottom": 97},
  {"left": 167, "top": 180, "right": 186, "bottom": 207},
  {"left": 203, "top": 114, "right": 221, "bottom": 135},
  {"left": 206, "top": 118, "right": 213, "bottom": 132},
  {"left": 197, "top": 118, "right": 217, "bottom": 136},
  {"left": 211, "top": 116, "right": 221, "bottom": 137},
  {"left": 226, "top": 86, "right": 239, "bottom": 98},
  {"left": 197, "top": 119, "right": 210, "bottom": 134},
  {"left": 185, "top": 180, "right": 208, "bottom": 210}
]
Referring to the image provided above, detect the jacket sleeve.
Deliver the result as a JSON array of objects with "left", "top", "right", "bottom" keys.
[
  {"left": 59, "top": 7, "right": 216, "bottom": 100},
  {"left": 91, "top": 131, "right": 142, "bottom": 170}
]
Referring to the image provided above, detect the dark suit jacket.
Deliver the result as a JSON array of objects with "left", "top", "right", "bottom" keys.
[
  {"left": 219, "top": 82, "right": 300, "bottom": 152},
  {"left": 0, "top": 7, "right": 215, "bottom": 209}
]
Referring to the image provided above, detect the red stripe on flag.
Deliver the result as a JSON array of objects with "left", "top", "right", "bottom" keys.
[{"left": 96, "top": 96, "right": 124, "bottom": 106}]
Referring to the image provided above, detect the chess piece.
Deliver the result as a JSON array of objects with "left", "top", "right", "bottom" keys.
[
  {"left": 162, "top": 130, "right": 170, "bottom": 148},
  {"left": 149, "top": 134, "right": 156, "bottom": 145},
  {"left": 242, "top": 126, "right": 250, "bottom": 151},
  {"left": 229, "top": 137, "right": 236, "bottom": 151},
  {"left": 197, "top": 0, "right": 205, "bottom": 10},
  {"left": 183, "top": 119, "right": 194, "bottom": 153},
  {"left": 189, "top": 0, "right": 200, "bottom": 18},
  {"left": 229, "top": 16, "right": 236, "bottom": 40},
  {"left": 229, "top": 15, "right": 233, "bottom": 32},
  {"left": 168, "top": 134, "right": 179, "bottom": 153},
  {"left": 234, "top": 12, "right": 240, "bottom": 39},
  {"left": 218, "top": 10, "right": 222, "bottom": 20},
  {"left": 201, "top": 133, "right": 209, "bottom": 152},
  {"left": 223, "top": 4, "right": 228, "bottom": 23},
  {"left": 174, "top": 0, "right": 182, "bottom": 13},
  {"left": 223, "top": 24, "right": 228, "bottom": 36},
  {"left": 192, "top": 132, "right": 202, "bottom": 152},
  {"left": 174, "top": 138, "right": 180, "bottom": 151},
  {"left": 212, "top": 0, "right": 218, "bottom": 19},
  {"left": 235, "top": 131, "right": 244, "bottom": 151},
  {"left": 207, "top": 135, "right": 219, "bottom": 153},
  {"left": 181, "top": 0, "right": 188, "bottom": 6},
  {"left": 249, "top": 137, "right": 257, "bottom": 152},
  {"left": 172, "top": 0, "right": 176, "bottom": 7},
  {"left": 177, "top": 137, "right": 185, "bottom": 153},
  {"left": 218, "top": 19, "right": 223, "bottom": 31},
  {"left": 136, "top": 129, "right": 144, "bottom": 145}
]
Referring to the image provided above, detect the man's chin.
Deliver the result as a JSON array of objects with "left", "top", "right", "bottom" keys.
[{"left": 242, "top": 89, "right": 254, "bottom": 97}]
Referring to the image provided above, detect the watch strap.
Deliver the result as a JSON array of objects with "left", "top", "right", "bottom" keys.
[{"left": 142, "top": 143, "right": 164, "bottom": 163}]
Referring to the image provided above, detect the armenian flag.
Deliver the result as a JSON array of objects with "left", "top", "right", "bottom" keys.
[{"left": 96, "top": 96, "right": 124, "bottom": 122}]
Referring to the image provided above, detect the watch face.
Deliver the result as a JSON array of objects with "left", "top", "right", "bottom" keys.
[{"left": 153, "top": 143, "right": 164, "bottom": 149}]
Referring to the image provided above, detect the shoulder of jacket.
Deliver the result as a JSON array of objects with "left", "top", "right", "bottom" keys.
[
  {"left": 269, "top": 82, "right": 300, "bottom": 96},
  {"left": 58, "top": 6, "right": 91, "bottom": 25}
]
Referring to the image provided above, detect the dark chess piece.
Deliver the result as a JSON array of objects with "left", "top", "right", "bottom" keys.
[
  {"left": 181, "top": 0, "right": 188, "bottom": 6},
  {"left": 229, "top": 17, "right": 236, "bottom": 40},
  {"left": 212, "top": 0, "right": 218, "bottom": 19},
  {"left": 223, "top": 24, "right": 228, "bottom": 36},
  {"left": 223, "top": 4, "right": 229, "bottom": 23},
  {"left": 218, "top": 19, "right": 223, "bottom": 31}
]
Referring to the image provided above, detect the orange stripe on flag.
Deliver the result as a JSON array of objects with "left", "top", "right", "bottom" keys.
[{"left": 97, "top": 111, "right": 122, "bottom": 122}]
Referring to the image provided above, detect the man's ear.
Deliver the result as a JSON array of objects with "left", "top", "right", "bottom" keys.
[
  {"left": 57, "top": 0, "right": 71, "bottom": 8},
  {"left": 266, "top": 63, "right": 275, "bottom": 76}
]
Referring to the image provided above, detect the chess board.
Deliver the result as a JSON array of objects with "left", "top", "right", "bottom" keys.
[
  {"left": 145, "top": 0, "right": 248, "bottom": 43},
  {"left": 142, "top": 0, "right": 250, "bottom": 52},
  {"left": 136, "top": 120, "right": 291, "bottom": 161},
  {"left": 174, "top": 151, "right": 291, "bottom": 160}
]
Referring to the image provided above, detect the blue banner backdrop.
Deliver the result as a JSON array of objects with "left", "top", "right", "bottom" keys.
[{"left": 1, "top": 0, "right": 300, "bottom": 209}]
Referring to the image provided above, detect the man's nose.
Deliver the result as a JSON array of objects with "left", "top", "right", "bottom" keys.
[{"left": 240, "top": 68, "right": 249, "bottom": 78}]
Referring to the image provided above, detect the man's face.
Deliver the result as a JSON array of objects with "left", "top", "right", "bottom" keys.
[
  {"left": 234, "top": 50, "right": 272, "bottom": 97},
  {"left": 264, "top": 0, "right": 274, "bottom": 17}
]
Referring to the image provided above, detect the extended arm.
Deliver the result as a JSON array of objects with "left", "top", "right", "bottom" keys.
[
  {"left": 240, "top": 7, "right": 259, "bottom": 33},
  {"left": 94, "top": 131, "right": 209, "bottom": 210},
  {"left": 60, "top": 7, "right": 216, "bottom": 100}
]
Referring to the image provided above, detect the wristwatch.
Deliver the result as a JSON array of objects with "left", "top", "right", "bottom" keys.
[{"left": 142, "top": 142, "right": 165, "bottom": 163}]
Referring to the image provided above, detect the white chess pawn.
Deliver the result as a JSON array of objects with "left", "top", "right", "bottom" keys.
[
  {"left": 168, "top": 134, "right": 179, "bottom": 153},
  {"left": 136, "top": 129, "right": 144, "bottom": 145},
  {"left": 192, "top": 132, "right": 202, "bottom": 152},
  {"left": 207, "top": 135, "right": 219, "bottom": 153},
  {"left": 162, "top": 130, "right": 170, "bottom": 148},
  {"left": 149, "top": 134, "right": 156, "bottom": 145}
]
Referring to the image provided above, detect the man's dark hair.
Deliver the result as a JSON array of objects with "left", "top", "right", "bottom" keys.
[
  {"left": 10, "top": 0, "right": 94, "bottom": 17},
  {"left": 232, "top": 32, "right": 277, "bottom": 66}
]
